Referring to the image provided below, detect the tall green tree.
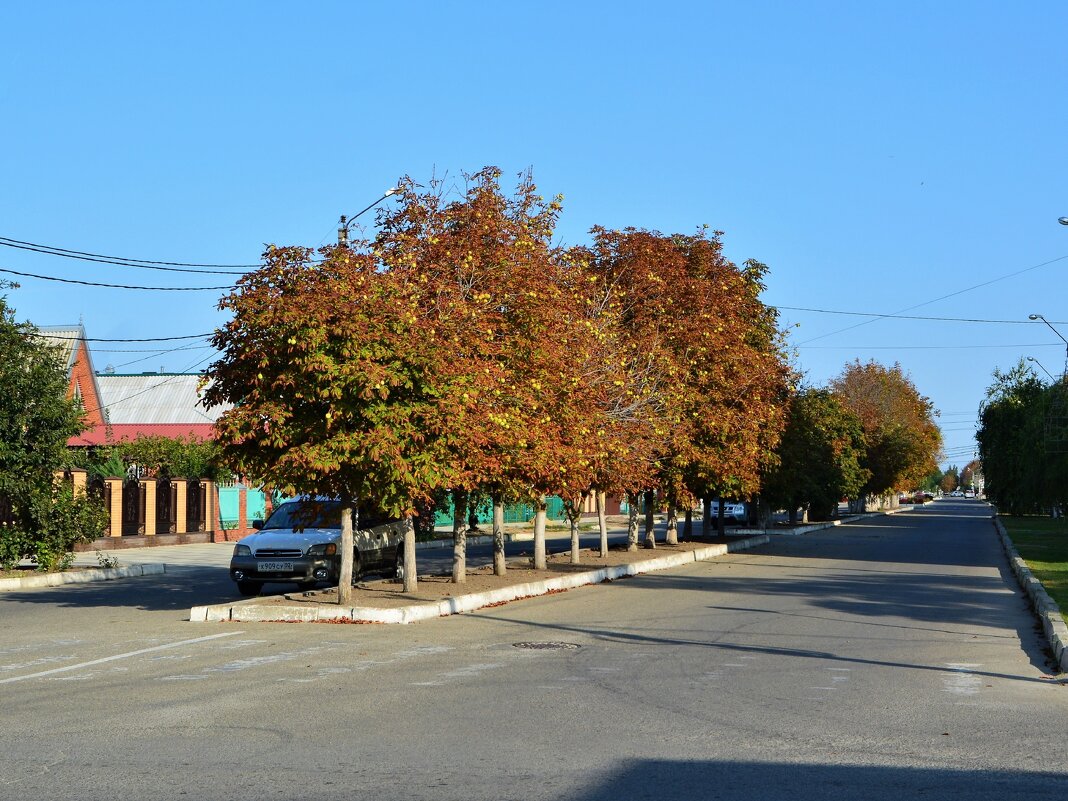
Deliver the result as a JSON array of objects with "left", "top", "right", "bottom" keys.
[
  {"left": 976, "top": 359, "right": 1066, "bottom": 514},
  {"left": 761, "top": 388, "right": 868, "bottom": 523},
  {"left": 0, "top": 291, "right": 106, "bottom": 569}
]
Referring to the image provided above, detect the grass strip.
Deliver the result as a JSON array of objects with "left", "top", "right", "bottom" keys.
[{"left": 1000, "top": 515, "right": 1068, "bottom": 624}]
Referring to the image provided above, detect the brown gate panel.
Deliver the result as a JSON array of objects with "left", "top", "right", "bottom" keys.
[
  {"left": 121, "top": 479, "right": 145, "bottom": 536},
  {"left": 186, "top": 480, "right": 205, "bottom": 533},
  {"left": 156, "top": 479, "right": 177, "bottom": 534}
]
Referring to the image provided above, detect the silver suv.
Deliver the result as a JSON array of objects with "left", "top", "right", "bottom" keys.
[
  {"left": 229, "top": 498, "right": 404, "bottom": 596},
  {"left": 707, "top": 500, "right": 747, "bottom": 524}
]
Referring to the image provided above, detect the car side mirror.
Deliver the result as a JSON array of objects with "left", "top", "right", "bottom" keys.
[{"left": 252, "top": 519, "right": 264, "bottom": 530}]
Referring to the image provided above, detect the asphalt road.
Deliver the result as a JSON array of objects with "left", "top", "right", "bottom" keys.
[{"left": 1, "top": 499, "right": 1065, "bottom": 801}]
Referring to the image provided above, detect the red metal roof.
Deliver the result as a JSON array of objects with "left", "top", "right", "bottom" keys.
[{"left": 68, "top": 423, "right": 217, "bottom": 447}]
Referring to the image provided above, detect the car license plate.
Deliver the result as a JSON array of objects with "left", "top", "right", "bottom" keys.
[{"left": 258, "top": 561, "right": 294, "bottom": 572}]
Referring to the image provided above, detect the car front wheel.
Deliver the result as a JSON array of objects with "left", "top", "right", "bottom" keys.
[{"left": 236, "top": 580, "right": 262, "bottom": 596}]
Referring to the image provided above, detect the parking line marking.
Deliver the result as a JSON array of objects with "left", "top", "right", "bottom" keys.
[{"left": 0, "top": 632, "right": 245, "bottom": 685}]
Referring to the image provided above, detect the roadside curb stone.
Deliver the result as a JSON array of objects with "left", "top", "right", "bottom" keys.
[
  {"left": 0, "top": 563, "right": 166, "bottom": 591},
  {"left": 189, "top": 535, "right": 770, "bottom": 624},
  {"left": 994, "top": 516, "right": 1068, "bottom": 674}
]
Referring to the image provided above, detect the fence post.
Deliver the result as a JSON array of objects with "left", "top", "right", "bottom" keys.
[
  {"left": 142, "top": 478, "right": 157, "bottom": 537},
  {"left": 104, "top": 477, "right": 124, "bottom": 537},
  {"left": 173, "top": 478, "right": 188, "bottom": 534}
]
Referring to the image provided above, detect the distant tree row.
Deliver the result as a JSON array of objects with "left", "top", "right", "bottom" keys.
[
  {"left": 760, "top": 361, "right": 942, "bottom": 522},
  {"left": 977, "top": 359, "right": 1068, "bottom": 515}
]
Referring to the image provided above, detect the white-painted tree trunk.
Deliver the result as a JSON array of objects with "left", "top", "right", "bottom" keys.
[
  {"left": 533, "top": 497, "right": 547, "bottom": 570},
  {"left": 338, "top": 505, "right": 354, "bottom": 605},
  {"left": 492, "top": 495, "right": 506, "bottom": 576},
  {"left": 402, "top": 515, "right": 417, "bottom": 593},
  {"left": 665, "top": 502, "right": 678, "bottom": 545},
  {"left": 643, "top": 489, "right": 656, "bottom": 549},
  {"left": 596, "top": 490, "right": 608, "bottom": 557},
  {"left": 626, "top": 492, "right": 639, "bottom": 552},
  {"left": 452, "top": 489, "right": 466, "bottom": 583}
]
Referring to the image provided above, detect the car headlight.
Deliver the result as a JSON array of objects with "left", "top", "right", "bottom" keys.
[
  {"left": 306, "top": 543, "right": 338, "bottom": 557},
  {"left": 233, "top": 544, "right": 251, "bottom": 557}
]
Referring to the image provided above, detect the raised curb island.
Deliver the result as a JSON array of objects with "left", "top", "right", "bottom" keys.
[
  {"left": 0, "top": 563, "right": 166, "bottom": 591},
  {"left": 189, "top": 535, "right": 771, "bottom": 624},
  {"left": 994, "top": 516, "right": 1068, "bottom": 673}
]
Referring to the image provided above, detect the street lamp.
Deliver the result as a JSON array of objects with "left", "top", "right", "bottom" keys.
[
  {"left": 1027, "top": 313, "right": 1068, "bottom": 364},
  {"left": 1026, "top": 356, "right": 1055, "bottom": 381},
  {"left": 337, "top": 187, "right": 402, "bottom": 245}
]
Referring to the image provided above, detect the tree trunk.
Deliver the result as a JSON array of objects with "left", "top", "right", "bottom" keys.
[
  {"left": 452, "top": 488, "right": 467, "bottom": 583},
  {"left": 569, "top": 514, "right": 581, "bottom": 564},
  {"left": 716, "top": 497, "right": 726, "bottom": 533},
  {"left": 533, "top": 497, "right": 547, "bottom": 570},
  {"left": 596, "top": 490, "right": 608, "bottom": 557},
  {"left": 402, "top": 515, "right": 417, "bottom": 593},
  {"left": 492, "top": 493, "right": 506, "bottom": 576},
  {"left": 683, "top": 507, "right": 692, "bottom": 540},
  {"left": 703, "top": 497, "right": 712, "bottom": 536},
  {"left": 643, "top": 489, "right": 656, "bottom": 549},
  {"left": 626, "top": 492, "right": 639, "bottom": 551},
  {"left": 338, "top": 505, "right": 355, "bottom": 605},
  {"left": 665, "top": 501, "right": 678, "bottom": 545}
]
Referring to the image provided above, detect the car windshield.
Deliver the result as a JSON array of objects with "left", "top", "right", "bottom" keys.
[{"left": 262, "top": 500, "right": 343, "bottom": 531}]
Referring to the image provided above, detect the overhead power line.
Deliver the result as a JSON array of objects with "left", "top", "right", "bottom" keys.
[
  {"left": 777, "top": 306, "right": 1065, "bottom": 325},
  {"left": 36, "top": 331, "right": 214, "bottom": 343},
  {"left": 0, "top": 267, "right": 235, "bottom": 291},
  {"left": 0, "top": 235, "right": 257, "bottom": 273}
]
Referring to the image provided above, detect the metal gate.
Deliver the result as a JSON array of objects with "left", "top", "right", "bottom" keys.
[
  {"left": 156, "top": 478, "right": 177, "bottom": 534},
  {"left": 121, "top": 479, "right": 145, "bottom": 535}
]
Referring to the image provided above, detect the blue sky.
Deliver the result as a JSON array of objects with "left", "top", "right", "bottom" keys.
[{"left": 2, "top": 1, "right": 1066, "bottom": 470}]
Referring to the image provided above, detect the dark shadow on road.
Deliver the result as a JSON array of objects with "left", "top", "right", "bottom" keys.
[
  {"left": 565, "top": 758, "right": 1068, "bottom": 800},
  {"left": 0, "top": 567, "right": 245, "bottom": 614}
]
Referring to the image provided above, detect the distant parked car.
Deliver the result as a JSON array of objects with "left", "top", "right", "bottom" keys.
[
  {"left": 229, "top": 498, "right": 404, "bottom": 596},
  {"left": 707, "top": 500, "right": 747, "bottom": 524}
]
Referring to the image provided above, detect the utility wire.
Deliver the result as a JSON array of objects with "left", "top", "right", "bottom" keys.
[
  {"left": 777, "top": 306, "right": 1065, "bottom": 325},
  {"left": 37, "top": 331, "right": 214, "bottom": 343},
  {"left": 0, "top": 235, "right": 256, "bottom": 272},
  {"left": 791, "top": 253, "right": 1068, "bottom": 346},
  {"left": 1, "top": 267, "right": 235, "bottom": 291}
]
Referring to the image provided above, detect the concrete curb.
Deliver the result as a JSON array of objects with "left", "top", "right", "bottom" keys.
[
  {"left": 0, "top": 563, "right": 166, "bottom": 591},
  {"left": 994, "top": 516, "right": 1068, "bottom": 674},
  {"left": 190, "top": 535, "right": 770, "bottom": 624}
]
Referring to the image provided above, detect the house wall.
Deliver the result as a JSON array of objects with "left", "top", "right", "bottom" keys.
[{"left": 68, "top": 340, "right": 107, "bottom": 427}]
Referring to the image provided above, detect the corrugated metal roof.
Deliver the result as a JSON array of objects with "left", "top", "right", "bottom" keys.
[
  {"left": 38, "top": 325, "right": 85, "bottom": 372},
  {"left": 96, "top": 373, "right": 231, "bottom": 424}
]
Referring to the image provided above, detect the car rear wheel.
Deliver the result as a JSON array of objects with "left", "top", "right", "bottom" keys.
[
  {"left": 236, "top": 580, "right": 262, "bottom": 596},
  {"left": 391, "top": 548, "right": 405, "bottom": 583}
]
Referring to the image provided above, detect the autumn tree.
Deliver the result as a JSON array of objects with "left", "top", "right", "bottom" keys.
[
  {"left": 761, "top": 388, "right": 868, "bottom": 523},
  {"left": 829, "top": 360, "right": 942, "bottom": 507},
  {"left": 375, "top": 167, "right": 595, "bottom": 576},
  {"left": 578, "top": 228, "right": 791, "bottom": 544},
  {"left": 205, "top": 244, "right": 465, "bottom": 600},
  {"left": 939, "top": 465, "right": 959, "bottom": 494}
]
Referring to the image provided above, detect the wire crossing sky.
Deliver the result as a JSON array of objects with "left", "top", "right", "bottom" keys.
[{"left": 2, "top": 1, "right": 1066, "bottom": 469}]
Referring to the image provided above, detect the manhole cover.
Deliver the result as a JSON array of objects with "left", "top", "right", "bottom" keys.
[{"left": 512, "top": 641, "right": 581, "bottom": 650}]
